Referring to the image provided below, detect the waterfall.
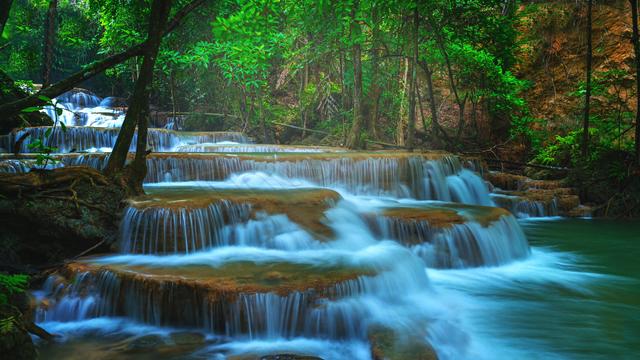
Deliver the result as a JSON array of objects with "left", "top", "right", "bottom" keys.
[
  {"left": 375, "top": 214, "right": 530, "bottom": 268},
  {"left": 3, "top": 127, "right": 251, "bottom": 153},
  {"left": 26, "top": 98, "right": 538, "bottom": 359}
]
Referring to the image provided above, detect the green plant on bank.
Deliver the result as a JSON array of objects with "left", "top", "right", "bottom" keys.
[
  {"left": 533, "top": 70, "right": 636, "bottom": 167},
  {"left": 0, "top": 274, "right": 28, "bottom": 306},
  {"left": 21, "top": 95, "right": 69, "bottom": 169},
  {"left": 0, "top": 274, "right": 28, "bottom": 334}
]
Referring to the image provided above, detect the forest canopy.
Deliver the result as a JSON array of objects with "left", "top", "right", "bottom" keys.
[{"left": 1, "top": 0, "right": 639, "bottom": 180}]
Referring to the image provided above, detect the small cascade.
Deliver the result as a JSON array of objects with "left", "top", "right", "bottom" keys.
[
  {"left": 55, "top": 152, "right": 492, "bottom": 203},
  {"left": 486, "top": 171, "right": 583, "bottom": 217},
  {"left": 120, "top": 201, "right": 252, "bottom": 253},
  {"left": 173, "top": 143, "right": 346, "bottom": 153},
  {"left": 377, "top": 213, "right": 529, "bottom": 268},
  {"left": 491, "top": 193, "right": 558, "bottom": 218},
  {"left": 36, "top": 257, "right": 396, "bottom": 340},
  {"left": 368, "top": 203, "right": 530, "bottom": 268},
  {"left": 3, "top": 127, "right": 251, "bottom": 153},
  {"left": 119, "top": 188, "right": 340, "bottom": 253}
]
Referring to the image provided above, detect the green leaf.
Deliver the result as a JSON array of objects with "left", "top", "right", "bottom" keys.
[{"left": 21, "top": 107, "right": 41, "bottom": 113}]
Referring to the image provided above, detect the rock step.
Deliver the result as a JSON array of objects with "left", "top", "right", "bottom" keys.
[
  {"left": 486, "top": 171, "right": 589, "bottom": 217},
  {"left": 39, "top": 259, "right": 376, "bottom": 339},
  {"left": 121, "top": 187, "right": 341, "bottom": 254},
  {"left": 367, "top": 203, "right": 529, "bottom": 268}
]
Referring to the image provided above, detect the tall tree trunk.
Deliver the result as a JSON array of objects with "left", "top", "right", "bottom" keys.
[
  {"left": 396, "top": 58, "right": 409, "bottom": 146},
  {"left": 339, "top": 49, "right": 348, "bottom": 145},
  {"left": 0, "top": 0, "right": 13, "bottom": 37},
  {"left": 0, "top": 0, "right": 204, "bottom": 123},
  {"left": 104, "top": 0, "right": 172, "bottom": 186},
  {"left": 582, "top": 0, "right": 593, "bottom": 159},
  {"left": 429, "top": 15, "right": 466, "bottom": 141},
  {"left": 631, "top": 0, "right": 640, "bottom": 165},
  {"left": 367, "top": 6, "right": 381, "bottom": 140},
  {"left": 407, "top": 7, "right": 419, "bottom": 151},
  {"left": 419, "top": 60, "right": 449, "bottom": 146},
  {"left": 42, "top": 0, "right": 58, "bottom": 87},
  {"left": 347, "top": 0, "right": 365, "bottom": 149}
]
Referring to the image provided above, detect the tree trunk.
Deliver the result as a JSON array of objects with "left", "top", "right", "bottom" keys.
[
  {"left": 0, "top": 0, "right": 204, "bottom": 123},
  {"left": 631, "top": 0, "right": 640, "bottom": 165},
  {"left": 406, "top": 7, "right": 419, "bottom": 151},
  {"left": 339, "top": 49, "right": 348, "bottom": 145},
  {"left": 367, "top": 6, "right": 381, "bottom": 140},
  {"left": 104, "top": 0, "right": 172, "bottom": 186},
  {"left": 0, "top": 0, "right": 13, "bottom": 37},
  {"left": 396, "top": 58, "right": 409, "bottom": 146},
  {"left": 347, "top": 0, "right": 365, "bottom": 149},
  {"left": 418, "top": 60, "right": 449, "bottom": 145},
  {"left": 42, "top": 0, "right": 58, "bottom": 88},
  {"left": 582, "top": 0, "right": 593, "bottom": 159}
]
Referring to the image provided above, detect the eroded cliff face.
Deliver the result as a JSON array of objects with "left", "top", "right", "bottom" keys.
[{"left": 517, "top": 0, "right": 634, "bottom": 137}]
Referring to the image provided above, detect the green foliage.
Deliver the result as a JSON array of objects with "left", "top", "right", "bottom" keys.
[
  {"left": 0, "top": 315, "right": 18, "bottom": 334},
  {"left": 0, "top": 274, "right": 29, "bottom": 305},
  {"left": 534, "top": 69, "right": 636, "bottom": 167}
]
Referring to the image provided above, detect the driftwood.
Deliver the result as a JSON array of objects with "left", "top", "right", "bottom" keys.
[
  {"left": 151, "top": 111, "right": 240, "bottom": 118},
  {"left": 272, "top": 121, "right": 406, "bottom": 149},
  {"left": 482, "top": 158, "right": 570, "bottom": 171}
]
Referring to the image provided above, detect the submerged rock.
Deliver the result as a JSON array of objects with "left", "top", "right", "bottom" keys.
[{"left": 368, "top": 326, "right": 438, "bottom": 360}]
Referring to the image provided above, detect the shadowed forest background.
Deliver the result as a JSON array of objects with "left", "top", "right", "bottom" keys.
[{"left": 0, "top": 1, "right": 637, "bottom": 157}]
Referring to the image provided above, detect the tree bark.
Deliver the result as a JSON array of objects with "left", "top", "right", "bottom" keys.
[
  {"left": 396, "top": 58, "right": 409, "bottom": 146},
  {"left": 42, "top": 0, "right": 58, "bottom": 88},
  {"left": 582, "top": 0, "right": 593, "bottom": 159},
  {"left": 418, "top": 60, "right": 449, "bottom": 145},
  {"left": 0, "top": 0, "right": 204, "bottom": 122},
  {"left": 631, "top": 0, "right": 640, "bottom": 165},
  {"left": 347, "top": 0, "right": 365, "bottom": 149},
  {"left": 406, "top": 7, "right": 419, "bottom": 151},
  {"left": 104, "top": 0, "right": 172, "bottom": 184},
  {"left": 0, "top": 0, "right": 12, "bottom": 36},
  {"left": 367, "top": 5, "right": 381, "bottom": 140}
]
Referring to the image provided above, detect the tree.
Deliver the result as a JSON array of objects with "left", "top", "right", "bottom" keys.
[
  {"left": 582, "top": 0, "right": 593, "bottom": 159},
  {"left": 0, "top": 0, "right": 205, "bottom": 128},
  {"left": 104, "top": 0, "right": 172, "bottom": 187},
  {"left": 406, "top": 5, "right": 419, "bottom": 151},
  {"left": 0, "top": 0, "right": 11, "bottom": 36},
  {"left": 631, "top": 0, "right": 640, "bottom": 165},
  {"left": 42, "top": 0, "right": 58, "bottom": 87},
  {"left": 347, "top": 0, "right": 365, "bottom": 149}
]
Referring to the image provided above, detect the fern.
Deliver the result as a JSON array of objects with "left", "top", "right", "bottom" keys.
[
  {"left": 0, "top": 316, "right": 17, "bottom": 334},
  {"left": 0, "top": 274, "right": 29, "bottom": 305}
]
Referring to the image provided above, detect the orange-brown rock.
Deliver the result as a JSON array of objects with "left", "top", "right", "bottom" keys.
[
  {"left": 131, "top": 188, "right": 342, "bottom": 238},
  {"left": 368, "top": 326, "right": 438, "bottom": 360}
]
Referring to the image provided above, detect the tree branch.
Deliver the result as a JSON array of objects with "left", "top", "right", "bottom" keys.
[{"left": 0, "top": 0, "right": 205, "bottom": 119}]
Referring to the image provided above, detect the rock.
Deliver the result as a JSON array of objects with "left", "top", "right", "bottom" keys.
[
  {"left": 228, "top": 354, "right": 323, "bottom": 360},
  {"left": 368, "top": 326, "right": 438, "bottom": 360},
  {"left": 486, "top": 171, "right": 527, "bottom": 191},
  {"left": 169, "top": 331, "right": 205, "bottom": 346},
  {"left": 125, "top": 335, "right": 167, "bottom": 352},
  {"left": 0, "top": 304, "right": 37, "bottom": 360}
]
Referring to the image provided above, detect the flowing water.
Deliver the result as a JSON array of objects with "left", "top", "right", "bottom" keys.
[{"left": 7, "top": 91, "right": 638, "bottom": 359}]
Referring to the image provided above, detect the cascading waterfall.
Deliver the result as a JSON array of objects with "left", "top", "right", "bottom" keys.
[
  {"left": 29, "top": 92, "right": 540, "bottom": 359},
  {"left": 4, "top": 127, "right": 251, "bottom": 153},
  {"left": 375, "top": 214, "right": 530, "bottom": 268}
]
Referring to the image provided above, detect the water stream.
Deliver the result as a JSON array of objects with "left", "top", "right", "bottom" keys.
[{"left": 8, "top": 91, "right": 638, "bottom": 359}]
